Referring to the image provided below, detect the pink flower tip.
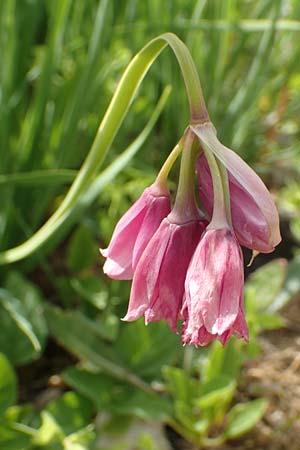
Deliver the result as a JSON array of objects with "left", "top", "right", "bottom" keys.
[
  {"left": 101, "top": 182, "right": 171, "bottom": 280},
  {"left": 192, "top": 122, "right": 281, "bottom": 253},
  {"left": 122, "top": 215, "right": 206, "bottom": 332},
  {"left": 182, "top": 228, "right": 249, "bottom": 346}
]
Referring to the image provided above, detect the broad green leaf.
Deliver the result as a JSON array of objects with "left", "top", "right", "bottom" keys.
[
  {"left": 67, "top": 225, "right": 98, "bottom": 272},
  {"left": 45, "top": 305, "right": 118, "bottom": 362},
  {"left": 270, "top": 254, "right": 300, "bottom": 312},
  {"left": 46, "top": 391, "right": 94, "bottom": 435},
  {"left": 0, "top": 422, "right": 31, "bottom": 450},
  {"left": 173, "top": 401, "right": 202, "bottom": 434},
  {"left": 115, "top": 320, "right": 180, "bottom": 379},
  {"left": 195, "top": 376, "right": 236, "bottom": 411},
  {"left": 0, "top": 272, "right": 47, "bottom": 364},
  {"left": 63, "top": 425, "right": 95, "bottom": 450},
  {"left": 0, "top": 290, "right": 41, "bottom": 353},
  {"left": 163, "top": 367, "right": 198, "bottom": 405},
  {"left": 33, "top": 411, "right": 63, "bottom": 446},
  {"left": 224, "top": 398, "right": 268, "bottom": 439},
  {"left": 63, "top": 367, "right": 116, "bottom": 411},
  {"left": 110, "top": 388, "right": 172, "bottom": 421},
  {"left": 0, "top": 353, "right": 17, "bottom": 415},
  {"left": 70, "top": 276, "right": 108, "bottom": 310},
  {"left": 45, "top": 306, "right": 150, "bottom": 392},
  {"left": 5, "top": 404, "right": 36, "bottom": 427},
  {"left": 193, "top": 376, "right": 236, "bottom": 425},
  {"left": 256, "top": 313, "right": 284, "bottom": 330},
  {"left": 203, "top": 339, "right": 244, "bottom": 382},
  {"left": 65, "top": 366, "right": 171, "bottom": 421},
  {"left": 245, "top": 259, "right": 287, "bottom": 313}
]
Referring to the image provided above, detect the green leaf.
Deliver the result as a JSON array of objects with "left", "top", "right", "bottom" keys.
[
  {"left": 67, "top": 225, "right": 98, "bottom": 272},
  {"left": 196, "top": 376, "right": 236, "bottom": 410},
  {"left": 110, "top": 388, "right": 172, "bottom": 421},
  {"left": 256, "top": 313, "right": 284, "bottom": 330},
  {"left": 163, "top": 366, "right": 197, "bottom": 405},
  {"left": 0, "top": 422, "right": 31, "bottom": 450},
  {"left": 45, "top": 306, "right": 151, "bottom": 393},
  {"left": 0, "top": 353, "right": 17, "bottom": 415},
  {"left": 203, "top": 339, "right": 244, "bottom": 382},
  {"left": 115, "top": 320, "right": 180, "bottom": 379},
  {"left": 194, "top": 376, "right": 236, "bottom": 425},
  {"left": 70, "top": 276, "right": 108, "bottom": 310},
  {"left": 46, "top": 391, "right": 94, "bottom": 435},
  {"left": 45, "top": 305, "right": 118, "bottom": 362},
  {"left": 224, "top": 398, "right": 268, "bottom": 439},
  {"left": 63, "top": 425, "right": 95, "bottom": 450},
  {"left": 64, "top": 367, "right": 171, "bottom": 422},
  {"left": 33, "top": 411, "right": 63, "bottom": 446},
  {"left": 245, "top": 259, "right": 287, "bottom": 313},
  {"left": 0, "top": 272, "right": 47, "bottom": 364},
  {"left": 270, "top": 254, "right": 300, "bottom": 312},
  {"left": 63, "top": 367, "right": 116, "bottom": 411}
]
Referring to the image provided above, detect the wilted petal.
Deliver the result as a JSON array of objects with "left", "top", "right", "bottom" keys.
[
  {"left": 101, "top": 183, "right": 171, "bottom": 280},
  {"left": 123, "top": 216, "right": 206, "bottom": 331},
  {"left": 192, "top": 122, "right": 281, "bottom": 252},
  {"left": 182, "top": 228, "right": 248, "bottom": 346}
]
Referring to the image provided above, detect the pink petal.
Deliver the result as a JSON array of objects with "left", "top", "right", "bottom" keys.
[
  {"left": 132, "top": 195, "right": 171, "bottom": 270},
  {"left": 182, "top": 228, "right": 247, "bottom": 346},
  {"left": 123, "top": 216, "right": 206, "bottom": 331},
  {"left": 197, "top": 154, "right": 273, "bottom": 252},
  {"left": 101, "top": 184, "right": 170, "bottom": 280},
  {"left": 192, "top": 122, "right": 281, "bottom": 252}
]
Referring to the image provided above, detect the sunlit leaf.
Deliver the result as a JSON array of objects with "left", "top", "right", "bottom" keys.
[{"left": 224, "top": 399, "right": 268, "bottom": 439}]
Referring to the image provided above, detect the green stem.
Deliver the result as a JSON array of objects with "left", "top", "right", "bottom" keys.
[
  {"left": 217, "top": 159, "right": 232, "bottom": 228},
  {"left": 203, "top": 149, "right": 228, "bottom": 229},
  {"left": 156, "top": 140, "right": 183, "bottom": 186},
  {"left": 0, "top": 33, "right": 208, "bottom": 264},
  {"left": 161, "top": 33, "right": 208, "bottom": 122},
  {"left": 170, "top": 128, "right": 199, "bottom": 223}
]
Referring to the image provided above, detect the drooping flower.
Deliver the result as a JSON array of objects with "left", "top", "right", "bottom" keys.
[
  {"left": 122, "top": 214, "right": 206, "bottom": 331},
  {"left": 192, "top": 122, "right": 281, "bottom": 253},
  {"left": 101, "top": 182, "right": 171, "bottom": 280},
  {"left": 197, "top": 154, "right": 274, "bottom": 253},
  {"left": 182, "top": 227, "right": 249, "bottom": 346}
]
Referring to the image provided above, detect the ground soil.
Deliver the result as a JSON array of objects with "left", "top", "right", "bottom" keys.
[{"left": 213, "top": 292, "right": 300, "bottom": 450}]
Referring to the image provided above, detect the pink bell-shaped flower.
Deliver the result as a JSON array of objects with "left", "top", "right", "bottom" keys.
[
  {"left": 182, "top": 228, "right": 249, "bottom": 346},
  {"left": 101, "top": 182, "right": 171, "bottom": 280},
  {"left": 192, "top": 122, "right": 281, "bottom": 253},
  {"left": 123, "top": 214, "right": 206, "bottom": 331}
]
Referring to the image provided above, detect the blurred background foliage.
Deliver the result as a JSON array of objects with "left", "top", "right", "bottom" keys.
[{"left": 0, "top": 0, "right": 300, "bottom": 449}]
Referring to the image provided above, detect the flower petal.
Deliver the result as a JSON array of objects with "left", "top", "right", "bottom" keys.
[
  {"left": 192, "top": 122, "right": 281, "bottom": 252},
  {"left": 197, "top": 154, "right": 275, "bottom": 252}
]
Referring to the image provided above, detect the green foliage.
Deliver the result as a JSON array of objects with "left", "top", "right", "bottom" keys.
[
  {"left": 224, "top": 399, "right": 268, "bottom": 439},
  {"left": 0, "top": 354, "right": 17, "bottom": 414},
  {"left": 0, "top": 273, "right": 47, "bottom": 365}
]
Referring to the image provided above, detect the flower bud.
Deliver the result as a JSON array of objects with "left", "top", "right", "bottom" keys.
[
  {"left": 182, "top": 228, "right": 248, "bottom": 346},
  {"left": 123, "top": 216, "right": 206, "bottom": 331},
  {"left": 101, "top": 182, "right": 171, "bottom": 280}
]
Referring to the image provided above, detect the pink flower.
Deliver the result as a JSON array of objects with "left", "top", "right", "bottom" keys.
[
  {"left": 182, "top": 228, "right": 249, "bottom": 346},
  {"left": 101, "top": 182, "right": 171, "bottom": 280},
  {"left": 192, "top": 122, "right": 281, "bottom": 253},
  {"left": 123, "top": 215, "right": 206, "bottom": 331},
  {"left": 197, "top": 155, "right": 274, "bottom": 252}
]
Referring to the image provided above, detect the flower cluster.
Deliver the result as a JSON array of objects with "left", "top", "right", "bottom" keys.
[{"left": 101, "top": 122, "right": 281, "bottom": 346}]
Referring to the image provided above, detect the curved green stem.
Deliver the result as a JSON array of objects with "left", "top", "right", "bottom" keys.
[
  {"left": 170, "top": 128, "right": 200, "bottom": 223},
  {"left": 0, "top": 33, "right": 208, "bottom": 264},
  {"left": 204, "top": 149, "right": 229, "bottom": 230},
  {"left": 161, "top": 33, "right": 208, "bottom": 122},
  {"left": 155, "top": 140, "right": 183, "bottom": 186}
]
